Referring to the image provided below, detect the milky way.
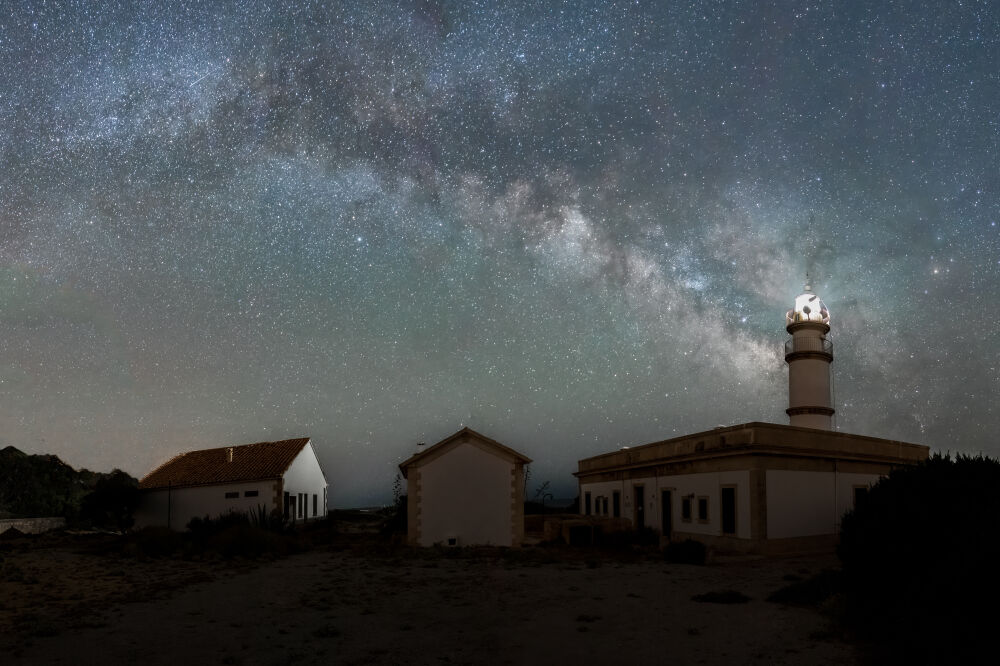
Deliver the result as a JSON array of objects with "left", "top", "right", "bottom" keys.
[{"left": 1, "top": 1, "right": 998, "bottom": 503}]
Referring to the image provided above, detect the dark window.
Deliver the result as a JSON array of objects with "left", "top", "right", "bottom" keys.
[
  {"left": 299, "top": 493, "right": 304, "bottom": 518},
  {"left": 697, "top": 497, "right": 709, "bottom": 523},
  {"left": 603, "top": 497, "right": 609, "bottom": 515},
  {"left": 721, "top": 486, "right": 736, "bottom": 535},
  {"left": 244, "top": 490, "right": 258, "bottom": 498},
  {"left": 284, "top": 492, "right": 290, "bottom": 518},
  {"left": 225, "top": 491, "right": 239, "bottom": 499},
  {"left": 612, "top": 491, "right": 621, "bottom": 517},
  {"left": 313, "top": 494, "right": 318, "bottom": 516},
  {"left": 584, "top": 492, "right": 592, "bottom": 516},
  {"left": 681, "top": 497, "right": 692, "bottom": 522}
]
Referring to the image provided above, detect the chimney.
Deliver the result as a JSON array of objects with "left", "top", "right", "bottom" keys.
[
  {"left": 415, "top": 442, "right": 426, "bottom": 454},
  {"left": 227, "top": 447, "right": 234, "bottom": 463}
]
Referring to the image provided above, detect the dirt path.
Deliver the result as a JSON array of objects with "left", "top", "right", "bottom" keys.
[{"left": 6, "top": 547, "right": 855, "bottom": 665}]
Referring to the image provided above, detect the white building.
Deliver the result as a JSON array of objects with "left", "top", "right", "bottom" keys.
[
  {"left": 135, "top": 437, "right": 328, "bottom": 530},
  {"left": 575, "top": 284, "right": 930, "bottom": 554},
  {"left": 399, "top": 427, "right": 531, "bottom": 547}
]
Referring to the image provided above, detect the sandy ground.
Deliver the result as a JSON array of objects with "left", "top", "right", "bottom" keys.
[{"left": 0, "top": 529, "right": 856, "bottom": 665}]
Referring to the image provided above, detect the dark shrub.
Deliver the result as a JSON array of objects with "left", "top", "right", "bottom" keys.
[
  {"left": 664, "top": 539, "right": 707, "bottom": 565},
  {"left": 380, "top": 495, "right": 407, "bottom": 536},
  {"left": 207, "top": 524, "right": 287, "bottom": 559},
  {"left": 186, "top": 510, "right": 295, "bottom": 558},
  {"left": 79, "top": 470, "right": 140, "bottom": 531},
  {"left": 132, "top": 526, "right": 184, "bottom": 557},
  {"left": 838, "top": 453, "right": 1000, "bottom": 663}
]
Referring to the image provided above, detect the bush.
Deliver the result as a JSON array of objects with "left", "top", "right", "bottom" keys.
[
  {"left": 207, "top": 524, "right": 287, "bottom": 559},
  {"left": 838, "top": 453, "right": 1000, "bottom": 663},
  {"left": 132, "top": 526, "right": 185, "bottom": 557},
  {"left": 79, "top": 470, "right": 140, "bottom": 531},
  {"left": 664, "top": 539, "right": 707, "bottom": 565},
  {"left": 185, "top": 509, "right": 295, "bottom": 558},
  {"left": 380, "top": 495, "right": 407, "bottom": 536}
]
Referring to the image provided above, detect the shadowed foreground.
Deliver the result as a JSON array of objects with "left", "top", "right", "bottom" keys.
[{"left": 1, "top": 528, "right": 853, "bottom": 665}]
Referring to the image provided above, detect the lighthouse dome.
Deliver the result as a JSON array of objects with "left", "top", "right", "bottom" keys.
[{"left": 786, "top": 290, "right": 830, "bottom": 326}]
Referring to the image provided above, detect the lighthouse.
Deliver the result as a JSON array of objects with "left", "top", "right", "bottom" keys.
[{"left": 784, "top": 281, "right": 834, "bottom": 429}]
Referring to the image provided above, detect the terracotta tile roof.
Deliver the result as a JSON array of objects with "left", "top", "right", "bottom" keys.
[{"left": 139, "top": 438, "right": 310, "bottom": 490}]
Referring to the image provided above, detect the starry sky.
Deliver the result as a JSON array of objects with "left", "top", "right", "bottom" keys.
[{"left": 1, "top": 0, "right": 998, "bottom": 505}]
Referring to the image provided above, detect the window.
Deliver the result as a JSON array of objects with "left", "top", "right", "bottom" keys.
[
  {"left": 299, "top": 493, "right": 305, "bottom": 518},
  {"left": 681, "top": 497, "right": 692, "bottom": 522},
  {"left": 225, "top": 491, "right": 239, "bottom": 499},
  {"left": 603, "top": 497, "right": 609, "bottom": 515},
  {"left": 584, "top": 492, "right": 592, "bottom": 516},
  {"left": 697, "top": 496, "right": 709, "bottom": 523},
  {"left": 612, "top": 491, "right": 620, "bottom": 518},
  {"left": 283, "top": 492, "right": 290, "bottom": 518},
  {"left": 313, "top": 494, "right": 318, "bottom": 517},
  {"left": 244, "top": 490, "right": 258, "bottom": 498}
]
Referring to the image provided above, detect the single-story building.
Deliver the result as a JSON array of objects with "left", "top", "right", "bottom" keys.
[
  {"left": 135, "top": 437, "right": 328, "bottom": 530},
  {"left": 399, "top": 427, "right": 531, "bottom": 547},
  {"left": 575, "top": 422, "right": 929, "bottom": 554}
]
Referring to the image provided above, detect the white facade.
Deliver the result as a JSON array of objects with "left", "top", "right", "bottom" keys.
[
  {"left": 281, "top": 441, "right": 329, "bottom": 522},
  {"left": 419, "top": 441, "right": 513, "bottom": 546},
  {"left": 135, "top": 480, "right": 277, "bottom": 530},
  {"left": 401, "top": 428, "right": 529, "bottom": 548},
  {"left": 575, "top": 422, "right": 929, "bottom": 553},
  {"left": 766, "top": 470, "right": 879, "bottom": 539},
  {"left": 135, "top": 439, "right": 328, "bottom": 530},
  {"left": 581, "top": 471, "right": 751, "bottom": 539}
]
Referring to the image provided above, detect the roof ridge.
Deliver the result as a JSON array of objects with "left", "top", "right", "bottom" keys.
[{"left": 138, "top": 437, "right": 311, "bottom": 490}]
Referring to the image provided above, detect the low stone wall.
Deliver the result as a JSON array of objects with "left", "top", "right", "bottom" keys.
[{"left": 0, "top": 517, "right": 66, "bottom": 535}]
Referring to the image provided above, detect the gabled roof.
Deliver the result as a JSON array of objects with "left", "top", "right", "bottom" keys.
[
  {"left": 398, "top": 427, "right": 532, "bottom": 478},
  {"left": 139, "top": 438, "right": 311, "bottom": 490}
]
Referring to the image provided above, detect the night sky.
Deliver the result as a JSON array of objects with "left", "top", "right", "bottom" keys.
[{"left": 2, "top": 1, "right": 998, "bottom": 505}]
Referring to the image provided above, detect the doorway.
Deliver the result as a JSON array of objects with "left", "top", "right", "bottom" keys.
[
  {"left": 634, "top": 485, "right": 645, "bottom": 530},
  {"left": 721, "top": 486, "right": 736, "bottom": 535},
  {"left": 661, "top": 490, "right": 672, "bottom": 536}
]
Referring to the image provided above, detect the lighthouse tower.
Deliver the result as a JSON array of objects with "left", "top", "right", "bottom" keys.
[{"left": 784, "top": 281, "right": 834, "bottom": 430}]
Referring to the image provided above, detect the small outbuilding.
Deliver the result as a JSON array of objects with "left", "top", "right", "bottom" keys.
[
  {"left": 399, "top": 427, "right": 531, "bottom": 547},
  {"left": 135, "top": 437, "right": 328, "bottom": 530}
]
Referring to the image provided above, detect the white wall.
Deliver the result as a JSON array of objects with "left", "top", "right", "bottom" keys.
[
  {"left": 134, "top": 441, "right": 329, "bottom": 530},
  {"left": 282, "top": 441, "right": 329, "bottom": 520},
  {"left": 766, "top": 470, "right": 881, "bottom": 538},
  {"left": 134, "top": 480, "right": 275, "bottom": 530},
  {"left": 581, "top": 470, "right": 751, "bottom": 539},
  {"left": 418, "top": 441, "right": 514, "bottom": 547}
]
